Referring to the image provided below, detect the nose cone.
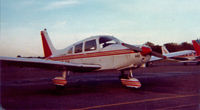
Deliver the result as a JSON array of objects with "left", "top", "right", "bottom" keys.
[{"left": 141, "top": 46, "right": 152, "bottom": 56}]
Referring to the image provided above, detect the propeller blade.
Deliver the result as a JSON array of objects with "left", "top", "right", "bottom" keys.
[
  {"left": 122, "top": 43, "right": 142, "bottom": 52},
  {"left": 151, "top": 51, "right": 167, "bottom": 59}
]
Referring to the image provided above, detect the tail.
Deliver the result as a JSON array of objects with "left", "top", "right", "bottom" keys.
[
  {"left": 161, "top": 46, "right": 169, "bottom": 55},
  {"left": 41, "top": 29, "right": 56, "bottom": 58},
  {"left": 192, "top": 39, "right": 200, "bottom": 56}
]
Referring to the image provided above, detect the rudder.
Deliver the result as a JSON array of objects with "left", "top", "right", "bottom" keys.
[
  {"left": 41, "top": 29, "right": 56, "bottom": 58},
  {"left": 161, "top": 46, "right": 169, "bottom": 55},
  {"left": 192, "top": 39, "right": 200, "bottom": 56}
]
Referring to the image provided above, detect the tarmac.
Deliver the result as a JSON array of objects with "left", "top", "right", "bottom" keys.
[{"left": 1, "top": 61, "right": 200, "bottom": 110}]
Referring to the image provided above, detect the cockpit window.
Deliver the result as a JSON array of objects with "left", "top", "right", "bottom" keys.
[
  {"left": 99, "top": 36, "right": 120, "bottom": 48},
  {"left": 75, "top": 43, "right": 83, "bottom": 53},
  {"left": 85, "top": 39, "right": 97, "bottom": 51}
]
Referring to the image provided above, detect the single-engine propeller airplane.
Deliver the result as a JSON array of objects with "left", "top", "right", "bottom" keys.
[{"left": 0, "top": 29, "right": 166, "bottom": 88}]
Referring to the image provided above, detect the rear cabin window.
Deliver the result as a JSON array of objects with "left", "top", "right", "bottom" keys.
[
  {"left": 85, "top": 39, "right": 97, "bottom": 51},
  {"left": 75, "top": 43, "right": 83, "bottom": 53}
]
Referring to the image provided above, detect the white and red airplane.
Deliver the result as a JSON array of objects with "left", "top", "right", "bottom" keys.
[
  {"left": 192, "top": 39, "right": 200, "bottom": 63},
  {"left": 0, "top": 29, "right": 166, "bottom": 88},
  {"left": 192, "top": 39, "right": 200, "bottom": 56},
  {"left": 149, "top": 40, "right": 200, "bottom": 66}
]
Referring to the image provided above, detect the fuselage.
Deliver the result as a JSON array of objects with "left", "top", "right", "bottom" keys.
[
  {"left": 47, "top": 35, "right": 151, "bottom": 70},
  {"left": 163, "top": 50, "right": 196, "bottom": 60}
]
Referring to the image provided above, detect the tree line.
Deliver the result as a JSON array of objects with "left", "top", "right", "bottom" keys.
[{"left": 145, "top": 41, "right": 194, "bottom": 54}]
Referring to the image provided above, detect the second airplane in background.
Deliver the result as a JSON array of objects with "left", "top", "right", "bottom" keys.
[{"left": 149, "top": 39, "right": 200, "bottom": 66}]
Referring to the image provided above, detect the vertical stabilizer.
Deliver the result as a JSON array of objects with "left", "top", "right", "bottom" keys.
[
  {"left": 161, "top": 46, "right": 169, "bottom": 55},
  {"left": 192, "top": 39, "right": 200, "bottom": 56},
  {"left": 41, "top": 29, "right": 56, "bottom": 58}
]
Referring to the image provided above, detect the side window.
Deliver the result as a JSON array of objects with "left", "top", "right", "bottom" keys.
[
  {"left": 67, "top": 47, "right": 73, "bottom": 54},
  {"left": 85, "top": 39, "right": 97, "bottom": 51},
  {"left": 75, "top": 43, "right": 83, "bottom": 53}
]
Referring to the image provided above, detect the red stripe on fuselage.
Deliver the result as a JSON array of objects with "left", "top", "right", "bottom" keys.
[{"left": 48, "top": 49, "right": 134, "bottom": 61}]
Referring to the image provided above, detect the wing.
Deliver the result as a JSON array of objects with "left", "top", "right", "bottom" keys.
[
  {"left": 169, "top": 57, "right": 189, "bottom": 61},
  {"left": 0, "top": 56, "right": 101, "bottom": 72},
  {"left": 150, "top": 50, "right": 195, "bottom": 62},
  {"left": 150, "top": 55, "right": 192, "bottom": 62},
  {"left": 149, "top": 56, "right": 162, "bottom": 62},
  {"left": 150, "top": 55, "right": 200, "bottom": 65}
]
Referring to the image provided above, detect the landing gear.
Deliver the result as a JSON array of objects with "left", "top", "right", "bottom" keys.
[
  {"left": 120, "top": 68, "right": 141, "bottom": 88},
  {"left": 146, "top": 62, "right": 153, "bottom": 67},
  {"left": 52, "top": 70, "right": 68, "bottom": 87}
]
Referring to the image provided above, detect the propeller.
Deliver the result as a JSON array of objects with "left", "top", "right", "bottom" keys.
[
  {"left": 122, "top": 43, "right": 166, "bottom": 59},
  {"left": 121, "top": 43, "right": 142, "bottom": 52}
]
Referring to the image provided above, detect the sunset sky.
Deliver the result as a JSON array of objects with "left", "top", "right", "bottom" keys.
[{"left": 1, "top": 0, "right": 200, "bottom": 57}]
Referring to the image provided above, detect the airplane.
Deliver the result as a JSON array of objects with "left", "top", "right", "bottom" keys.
[
  {"left": 0, "top": 29, "right": 166, "bottom": 88},
  {"left": 192, "top": 39, "right": 200, "bottom": 63},
  {"left": 148, "top": 40, "right": 200, "bottom": 66},
  {"left": 192, "top": 39, "right": 200, "bottom": 56}
]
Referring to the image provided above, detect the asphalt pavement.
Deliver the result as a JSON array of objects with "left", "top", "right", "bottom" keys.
[{"left": 1, "top": 61, "right": 200, "bottom": 110}]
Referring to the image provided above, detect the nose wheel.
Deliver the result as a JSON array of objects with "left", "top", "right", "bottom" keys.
[{"left": 120, "top": 69, "right": 141, "bottom": 88}]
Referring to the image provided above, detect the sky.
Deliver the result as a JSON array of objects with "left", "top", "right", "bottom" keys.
[{"left": 0, "top": 0, "right": 200, "bottom": 57}]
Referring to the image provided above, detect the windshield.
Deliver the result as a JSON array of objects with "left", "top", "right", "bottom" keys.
[{"left": 99, "top": 36, "right": 120, "bottom": 48}]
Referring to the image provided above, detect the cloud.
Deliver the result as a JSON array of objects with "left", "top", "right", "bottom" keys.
[{"left": 43, "top": 0, "right": 80, "bottom": 10}]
